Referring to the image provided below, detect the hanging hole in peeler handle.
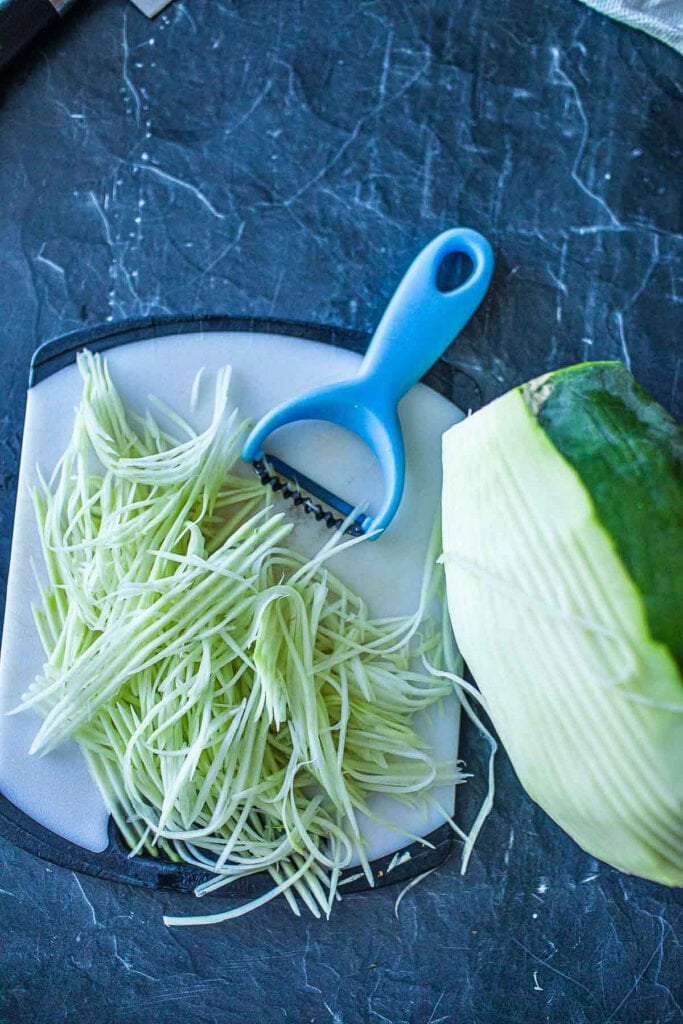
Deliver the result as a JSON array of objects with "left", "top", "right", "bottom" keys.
[{"left": 436, "top": 251, "right": 475, "bottom": 293}]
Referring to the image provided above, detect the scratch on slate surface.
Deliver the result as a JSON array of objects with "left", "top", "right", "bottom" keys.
[
  {"left": 512, "top": 938, "right": 595, "bottom": 998},
  {"left": 71, "top": 873, "right": 97, "bottom": 927}
]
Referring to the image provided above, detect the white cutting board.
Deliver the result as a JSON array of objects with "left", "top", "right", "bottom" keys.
[{"left": 0, "top": 329, "right": 462, "bottom": 864}]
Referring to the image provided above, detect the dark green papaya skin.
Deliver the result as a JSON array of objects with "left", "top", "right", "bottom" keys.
[{"left": 522, "top": 361, "right": 683, "bottom": 671}]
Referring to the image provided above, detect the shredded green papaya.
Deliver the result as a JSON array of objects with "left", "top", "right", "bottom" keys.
[{"left": 20, "top": 351, "right": 494, "bottom": 925}]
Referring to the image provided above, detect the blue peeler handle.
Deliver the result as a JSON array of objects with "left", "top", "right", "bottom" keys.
[{"left": 242, "top": 227, "right": 494, "bottom": 537}]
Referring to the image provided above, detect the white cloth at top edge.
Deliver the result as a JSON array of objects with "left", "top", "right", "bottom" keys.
[{"left": 578, "top": 0, "right": 683, "bottom": 54}]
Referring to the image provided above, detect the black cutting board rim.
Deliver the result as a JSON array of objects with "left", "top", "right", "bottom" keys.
[{"left": 1, "top": 313, "right": 459, "bottom": 897}]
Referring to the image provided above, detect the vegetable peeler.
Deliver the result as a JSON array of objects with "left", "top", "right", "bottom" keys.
[{"left": 242, "top": 228, "right": 494, "bottom": 539}]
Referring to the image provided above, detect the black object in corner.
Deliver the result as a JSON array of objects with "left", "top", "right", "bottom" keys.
[{"left": 0, "top": 0, "right": 71, "bottom": 73}]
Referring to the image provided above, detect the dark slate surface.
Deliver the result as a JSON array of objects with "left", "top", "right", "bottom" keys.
[{"left": 0, "top": 1, "right": 682, "bottom": 1022}]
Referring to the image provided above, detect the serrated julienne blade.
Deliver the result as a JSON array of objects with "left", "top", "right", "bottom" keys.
[
  {"left": 252, "top": 454, "right": 373, "bottom": 537},
  {"left": 129, "top": 0, "right": 176, "bottom": 17}
]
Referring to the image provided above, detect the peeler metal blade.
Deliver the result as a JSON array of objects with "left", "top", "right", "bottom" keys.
[{"left": 252, "top": 455, "right": 373, "bottom": 537}]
